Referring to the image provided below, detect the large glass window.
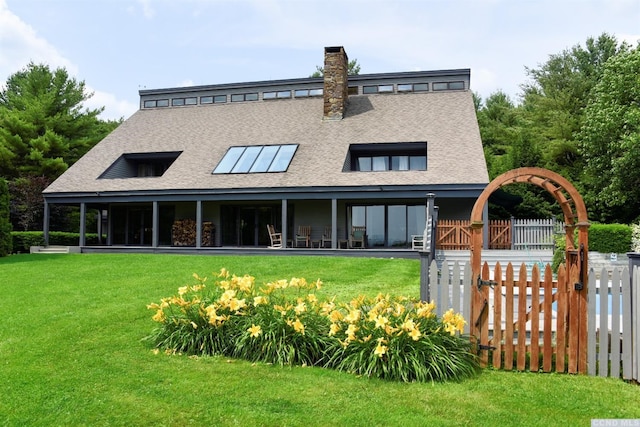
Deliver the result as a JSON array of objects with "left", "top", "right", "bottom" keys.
[
  {"left": 213, "top": 144, "right": 298, "bottom": 174},
  {"left": 350, "top": 204, "right": 426, "bottom": 248}
]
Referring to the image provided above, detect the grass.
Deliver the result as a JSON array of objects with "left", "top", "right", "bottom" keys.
[{"left": 1, "top": 253, "right": 639, "bottom": 426}]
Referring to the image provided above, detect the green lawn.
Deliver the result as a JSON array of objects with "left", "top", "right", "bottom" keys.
[{"left": 1, "top": 253, "right": 638, "bottom": 426}]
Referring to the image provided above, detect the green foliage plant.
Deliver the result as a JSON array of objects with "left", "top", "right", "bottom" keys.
[
  {"left": 323, "top": 294, "right": 478, "bottom": 382},
  {"left": 145, "top": 269, "right": 479, "bottom": 383},
  {"left": 0, "top": 178, "right": 12, "bottom": 256},
  {"left": 145, "top": 270, "right": 331, "bottom": 367},
  {"left": 588, "top": 223, "right": 632, "bottom": 253},
  {"left": 10, "top": 231, "right": 102, "bottom": 252}
]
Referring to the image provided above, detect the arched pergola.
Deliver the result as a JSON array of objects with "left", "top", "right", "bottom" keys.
[{"left": 469, "top": 167, "right": 590, "bottom": 372}]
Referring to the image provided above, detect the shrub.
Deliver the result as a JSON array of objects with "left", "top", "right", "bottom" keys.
[
  {"left": 145, "top": 269, "right": 479, "bottom": 383},
  {"left": 0, "top": 178, "right": 12, "bottom": 257},
  {"left": 11, "top": 231, "right": 103, "bottom": 253},
  {"left": 588, "top": 223, "right": 632, "bottom": 253}
]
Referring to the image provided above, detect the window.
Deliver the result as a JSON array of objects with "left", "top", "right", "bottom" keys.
[
  {"left": 363, "top": 85, "right": 394, "bottom": 94},
  {"left": 231, "top": 93, "right": 258, "bottom": 102},
  {"left": 263, "top": 90, "right": 292, "bottom": 100},
  {"left": 294, "top": 88, "right": 323, "bottom": 98},
  {"left": 433, "top": 81, "right": 465, "bottom": 91},
  {"left": 348, "top": 142, "right": 427, "bottom": 172},
  {"left": 398, "top": 83, "right": 429, "bottom": 92},
  {"left": 201, "top": 95, "right": 227, "bottom": 104},
  {"left": 350, "top": 204, "right": 425, "bottom": 247},
  {"left": 213, "top": 144, "right": 298, "bottom": 174},
  {"left": 99, "top": 151, "right": 182, "bottom": 179},
  {"left": 143, "top": 99, "right": 170, "bottom": 108}
]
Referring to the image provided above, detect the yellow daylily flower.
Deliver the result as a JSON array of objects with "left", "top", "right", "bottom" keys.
[
  {"left": 228, "top": 298, "right": 246, "bottom": 312},
  {"left": 152, "top": 309, "right": 165, "bottom": 323},
  {"left": 374, "top": 343, "right": 388, "bottom": 358},
  {"left": 401, "top": 318, "right": 416, "bottom": 332},
  {"left": 329, "top": 310, "right": 343, "bottom": 322},
  {"left": 329, "top": 323, "right": 341, "bottom": 336},
  {"left": 294, "top": 301, "right": 307, "bottom": 315},
  {"left": 248, "top": 324, "right": 262, "bottom": 338},
  {"left": 374, "top": 315, "right": 390, "bottom": 329},
  {"left": 292, "top": 318, "right": 305, "bottom": 335},
  {"left": 344, "top": 309, "right": 361, "bottom": 323},
  {"left": 253, "top": 296, "right": 268, "bottom": 306},
  {"left": 409, "top": 328, "right": 422, "bottom": 341},
  {"left": 345, "top": 324, "right": 358, "bottom": 340}
]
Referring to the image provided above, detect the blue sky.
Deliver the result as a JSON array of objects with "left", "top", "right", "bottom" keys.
[{"left": 1, "top": 0, "right": 638, "bottom": 121}]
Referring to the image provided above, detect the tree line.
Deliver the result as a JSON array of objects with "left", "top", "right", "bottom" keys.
[
  {"left": 0, "top": 33, "right": 639, "bottom": 255},
  {"left": 476, "top": 32, "right": 639, "bottom": 224}
]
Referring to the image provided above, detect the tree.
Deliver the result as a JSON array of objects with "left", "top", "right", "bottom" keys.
[
  {"left": 310, "top": 59, "right": 361, "bottom": 77},
  {"left": 578, "top": 46, "right": 640, "bottom": 223},
  {"left": 0, "top": 62, "right": 120, "bottom": 181},
  {"left": 0, "top": 63, "right": 120, "bottom": 232},
  {"left": 0, "top": 178, "right": 12, "bottom": 256},
  {"left": 519, "top": 33, "right": 629, "bottom": 183},
  {"left": 8, "top": 176, "right": 50, "bottom": 231}
]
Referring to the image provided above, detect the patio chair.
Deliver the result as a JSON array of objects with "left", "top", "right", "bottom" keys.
[
  {"left": 266, "top": 224, "right": 283, "bottom": 249},
  {"left": 411, "top": 234, "right": 425, "bottom": 250},
  {"left": 321, "top": 226, "right": 332, "bottom": 248},
  {"left": 295, "top": 225, "right": 311, "bottom": 247},
  {"left": 349, "top": 226, "right": 366, "bottom": 248}
]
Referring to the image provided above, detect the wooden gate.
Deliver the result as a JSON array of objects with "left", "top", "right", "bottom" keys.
[{"left": 470, "top": 168, "right": 590, "bottom": 373}]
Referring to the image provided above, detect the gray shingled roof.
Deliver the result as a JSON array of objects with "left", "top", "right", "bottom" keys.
[{"left": 44, "top": 90, "right": 488, "bottom": 195}]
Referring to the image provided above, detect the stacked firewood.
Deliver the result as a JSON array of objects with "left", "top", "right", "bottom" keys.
[{"left": 172, "top": 219, "right": 215, "bottom": 246}]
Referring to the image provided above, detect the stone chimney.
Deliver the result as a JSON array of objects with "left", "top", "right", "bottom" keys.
[{"left": 323, "top": 46, "right": 348, "bottom": 120}]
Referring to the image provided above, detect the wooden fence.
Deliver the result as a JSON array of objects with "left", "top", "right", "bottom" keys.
[
  {"left": 426, "top": 260, "right": 640, "bottom": 379},
  {"left": 435, "top": 218, "right": 562, "bottom": 251}
]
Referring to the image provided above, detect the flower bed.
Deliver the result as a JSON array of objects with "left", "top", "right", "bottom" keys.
[{"left": 145, "top": 269, "right": 479, "bottom": 382}]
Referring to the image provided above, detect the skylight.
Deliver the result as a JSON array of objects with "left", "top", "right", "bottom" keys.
[{"left": 213, "top": 144, "right": 298, "bottom": 174}]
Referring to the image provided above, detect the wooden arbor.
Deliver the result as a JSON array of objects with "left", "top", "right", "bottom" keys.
[{"left": 469, "top": 167, "right": 589, "bottom": 373}]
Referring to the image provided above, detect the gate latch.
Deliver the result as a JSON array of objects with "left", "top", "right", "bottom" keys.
[
  {"left": 477, "top": 344, "right": 496, "bottom": 352},
  {"left": 477, "top": 277, "right": 497, "bottom": 290}
]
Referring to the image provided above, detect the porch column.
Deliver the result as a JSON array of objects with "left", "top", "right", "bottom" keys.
[
  {"left": 196, "top": 200, "right": 202, "bottom": 249},
  {"left": 79, "top": 202, "right": 86, "bottom": 246},
  {"left": 43, "top": 200, "right": 50, "bottom": 247},
  {"left": 107, "top": 206, "right": 113, "bottom": 245},
  {"left": 152, "top": 201, "right": 159, "bottom": 248},
  {"left": 281, "top": 199, "right": 288, "bottom": 247},
  {"left": 331, "top": 198, "right": 337, "bottom": 249}
]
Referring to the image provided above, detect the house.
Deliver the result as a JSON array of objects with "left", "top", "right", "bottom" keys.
[{"left": 42, "top": 46, "right": 489, "bottom": 251}]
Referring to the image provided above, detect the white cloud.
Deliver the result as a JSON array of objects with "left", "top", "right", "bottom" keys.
[
  {"left": 138, "top": 0, "right": 155, "bottom": 19},
  {"left": 618, "top": 33, "right": 640, "bottom": 47},
  {"left": 0, "top": 0, "right": 77, "bottom": 81},
  {"left": 85, "top": 86, "right": 138, "bottom": 121},
  {"left": 0, "top": 0, "right": 136, "bottom": 120}
]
